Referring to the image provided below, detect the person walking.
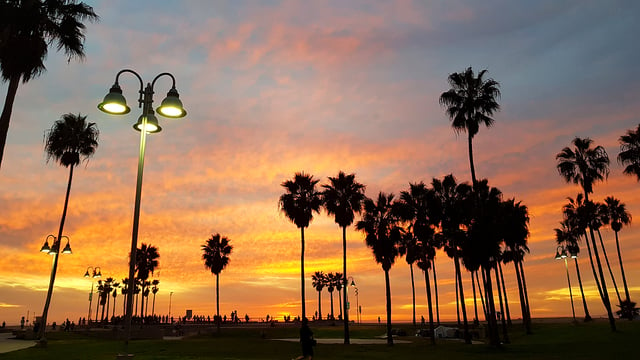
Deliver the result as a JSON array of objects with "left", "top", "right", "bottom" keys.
[{"left": 294, "top": 318, "right": 315, "bottom": 360}]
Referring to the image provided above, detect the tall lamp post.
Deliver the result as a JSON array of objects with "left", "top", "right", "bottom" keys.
[
  {"left": 84, "top": 266, "right": 101, "bottom": 324},
  {"left": 98, "top": 69, "right": 186, "bottom": 351},
  {"left": 38, "top": 235, "right": 72, "bottom": 340},
  {"left": 347, "top": 277, "right": 360, "bottom": 324},
  {"left": 555, "top": 245, "right": 577, "bottom": 322}
]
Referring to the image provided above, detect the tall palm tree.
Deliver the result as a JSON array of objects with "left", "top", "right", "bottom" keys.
[
  {"left": 439, "top": 67, "right": 501, "bottom": 187},
  {"left": 151, "top": 279, "right": 160, "bottom": 317},
  {"left": 0, "top": 0, "right": 98, "bottom": 169},
  {"left": 501, "top": 198, "right": 533, "bottom": 331},
  {"left": 398, "top": 233, "right": 419, "bottom": 327},
  {"left": 311, "top": 271, "right": 326, "bottom": 320},
  {"left": 334, "top": 272, "right": 344, "bottom": 320},
  {"left": 356, "top": 192, "right": 403, "bottom": 346},
  {"left": 602, "top": 196, "right": 632, "bottom": 302},
  {"left": 322, "top": 171, "right": 365, "bottom": 344},
  {"left": 326, "top": 272, "right": 336, "bottom": 319},
  {"left": 202, "top": 233, "right": 233, "bottom": 332},
  {"left": 555, "top": 219, "right": 591, "bottom": 321},
  {"left": 111, "top": 281, "right": 120, "bottom": 320},
  {"left": 430, "top": 174, "right": 473, "bottom": 344},
  {"left": 39, "top": 112, "right": 98, "bottom": 342},
  {"left": 593, "top": 202, "right": 622, "bottom": 304},
  {"left": 618, "top": 124, "right": 640, "bottom": 181},
  {"left": 279, "top": 172, "right": 322, "bottom": 320},
  {"left": 556, "top": 137, "right": 615, "bottom": 331},
  {"left": 135, "top": 243, "right": 160, "bottom": 321}
]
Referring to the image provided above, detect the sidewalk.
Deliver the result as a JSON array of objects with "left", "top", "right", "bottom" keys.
[{"left": 0, "top": 332, "right": 37, "bottom": 354}]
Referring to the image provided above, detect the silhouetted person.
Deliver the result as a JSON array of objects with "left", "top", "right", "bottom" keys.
[{"left": 294, "top": 318, "right": 315, "bottom": 360}]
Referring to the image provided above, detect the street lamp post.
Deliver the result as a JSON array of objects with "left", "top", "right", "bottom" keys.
[
  {"left": 38, "top": 235, "right": 72, "bottom": 341},
  {"left": 98, "top": 69, "right": 186, "bottom": 352},
  {"left": 555, "top": 245, "right": 577, "bottom": 322},
  {"left": 169, "top": 291, "right": 174, "bottom": 323},
  {"left": 347, "top": 277, "right": 360, "bottom": 324},
  {"left": 84, "top": 266, "right": 101, "bottom": 324}
]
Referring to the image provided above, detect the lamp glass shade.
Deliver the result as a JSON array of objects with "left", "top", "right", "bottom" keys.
[
  {"left": 350, "top": 280, "right": 356, "bottom": 287},
  {"left": 554, "top": 251, "right": 562, "bottom": 260},
  {"left": 49, "top": 245, "right": 58, "bottom": 255},
  {"left": 84, "top": 270, "right": 90, "bottom": 277},
  {"left": 98, "top": 84, "right": 131, "bottom": 115},
  {"left": 40, "top": 241, "right": 51, "bottom": 253},
  {"left": 133, "top": 113, "right": 162, "bottom": 133},
  {"left": 156, "top": 88, "right": 187, "bottom": 118},
  {"left": 62, "top": 241, "right": 72, "bottom": 254}
]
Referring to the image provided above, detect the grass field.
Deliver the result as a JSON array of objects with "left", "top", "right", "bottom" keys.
[{"left": 1, "top": 319, "right": 638, "bottom": 360}]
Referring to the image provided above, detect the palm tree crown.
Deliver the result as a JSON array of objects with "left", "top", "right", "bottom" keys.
[
  {"left": 356, "top": 192, "right": 403, "bottom": 271},
  {"left": 202, "top": 234, "right": 233, "bottom": 275},
  {"left": 322, "top": 171, "right": 366, "bottom": 228},
  {"left": 135, "top": 243, "right": 160, "bottom": 282},
  {"left": 279, "top": 172, "right": 322, "bottom": 229},
  {"left": 556, "top": 137, "right": 610, "bottom": 198},
  {"left": 618, "top": 124, "right": 640, "bottom": 181},
  {"left": 44, "top": 113, "right": 99, "bottom": 167}
]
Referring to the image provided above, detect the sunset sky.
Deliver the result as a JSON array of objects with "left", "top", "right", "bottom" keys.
[{"left": 1, "top": 0, "right": 640, "bottom": 326}]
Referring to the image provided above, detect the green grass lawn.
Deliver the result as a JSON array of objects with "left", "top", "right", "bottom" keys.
[{"left": 1, "top": 320, "right": 638, "bottom": 360}]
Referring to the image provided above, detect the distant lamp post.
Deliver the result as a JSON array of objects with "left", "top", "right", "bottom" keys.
[
  {"left": 169, "top": 291, "right": 174, "bottom": 322},
  {"left": 347, "top": 277, "right": 360, "bottom": 324},
  {"left": 555, "top": 245, "right": 577, "bottom": 322},
  {"left": 84, "top": 266, "right": 101, "bottom": 323},
  {"left": 98, "top": 69, "right": 186, "bottom": 351}
]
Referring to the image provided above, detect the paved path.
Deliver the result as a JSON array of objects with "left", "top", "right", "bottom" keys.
[
  {"left": 0, "top": 332, "right": 37, "bottom": 354},
  {"left": 274, "top": 338, "right": 411, "bottom": 344}
]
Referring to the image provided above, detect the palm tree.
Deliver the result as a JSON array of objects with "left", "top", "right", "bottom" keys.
[
  {"left": 326, "top": 272, "right": 336, "bottom": 319},
  {"left": 502, "top": 198, "right": 534, "bottom": 331},
  {"left": 322, "top": 171, "right": 365, "bottom": 344},
  {"left": 557, "top": 137, "right": 615, "bottom": 331},
  {"left": 397, "top": 182, "right": 434, "bottom": 328},
  {"left": 121, "top": 278, "right": 129, "bottom": 317},
  {"left": 593, "top": 201, "right": 622, "bottom": 304},
  {"left": 356, "top": 192, "right": 403, "bottom": 345},
  {"left": 311, "top": 271, "right": 326, "bottom": 320},
  {"left": 602, "top": 196, "right": 632, "bottom": 302},
  {"left": 151, "top": 279, "right": 160, "bottom": 317},
  {"left": 430, "top": 174, "right": 473, "bottom": 344},
  {"left": 38, "top": 113, "right": 98, "bottom": 342},
  {"left": 334, "top": 272, "right": 344, "bottom": 320},
  {"left": 202, "top": 233, "right": 233, "bottom": 332},
  {"left": 439, "top": 67, "right": 501, "bottom": 187},
  {"left": 135, "top": 243, "right": 160, "bottom": 322},
  {"left": 618, "top": 124, "right": 640, "bottom": 181},
  {"left": 279, "top": 172, "right": 322, "bottom": 320},
  {"left": 0, "top": 0, "right": 98, "bottom": 169},
  {"left": 555, "top": 219, "right": 591, "bottom": 321},
  {"left": 111, "top": 281, "right": 120, "bottom": 320}
]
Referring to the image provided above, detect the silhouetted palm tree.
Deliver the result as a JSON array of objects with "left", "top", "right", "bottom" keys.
[
  {"left": 0, "top": 0, "right": 98, "bottom": 169},
  {"left": 151, "top": 279, "right": 160, "bottom": 316},
  {"left": 602, "top": 196, "right": 632, "bottom": 302},
  {"left": 312, "top": 271, "right": 326, "bottom": 320},
  {"left": 279, "top": 172, "right": 322, "bottom": 320},
  {"left": 111, "top": 281, "right": 120, "bottom": 319},
  {"left": 322, "top": 171, "right": 365, "bottom": 344},
  {"left": 556, "top": 137, "right": 615, "bottom": 331},
  {"left": 334, "top": 272, "right": 344, "bottom": 320},
  {"left": 136, "top": 243, "right": 159, "bottom": 321},
  {"left": 439, "top": 67, "right": 500, "bottom": 187},
  {"left": 39, "top": 113, "right": 98, "bottom": 341},
  {"left": 593, "top": 201, "right": 622, "bottom": 304},
  {"left": 430, "top": 174, "right": 473, "bottom": 344},
  {"left": 326, "top": 272, "right": 336, "bottom": 319},
  {"left": 202, "top": 233, "right": 233, "bottom": 332},
  {"left": 356, "top": 192, "right": 403, "bottom": 345},
  {"left": 618, "top": 124, "right": 640, "bottom": 181}
]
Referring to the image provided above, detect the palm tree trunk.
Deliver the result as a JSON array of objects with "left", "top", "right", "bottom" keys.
[
  {"left": 455, "top": 273, "right": 460, "bottom": 325},
  {"left": 482, "top": 266, "right": 501, "bottom": 347},
  {"left": 423, "top": 269, "right": 435, "bottom": 345},
  {"left": 583, "top": 231, "right": 604, "bottom": 300},
  {"left": 0, "top": 75, "right": 20, "bottom": 170},
  {"left": 410, "top": 263, "right": 416, "bottom": 327},
  {"left": 140, "top": 284, "right": 145, "bottom": 322},
  {"left": 495, "top": 266, "right": 509, "bottom": 343},
  {"left": 300, "top": 227, "right": 306, "bottom": 320},
  {"left": 518, "top": 261, "right": 532, "bottom": 334},
  {"left": 342, "top": 225, "right": 350, "bottom": 344},
  {"left": 432, "top": 259, "right": 440, "bottom": 325},
  {"left": 497, "top": 261, "right": 512, "bottom": 326},
  {"left": 471, "top": 271, "right": 479, "bottom": 323},
  {"left": 338, "top": 289, "right": 342, "bottom": 319},
  {"left": 476, "top": 270, "right": 487, "bottom": 320},
  {"left": 101, "top": 297, "right": 106, "bottom": 322},
  {"left": 574, "top": 258, "right": 592, "bottom": 321},
  {"left": 467, "top": 134, "right": 477, "bottom": 187},
  {"left": 587, "top": 227, "right": 616, "bottom": 331},
  {"left": 113, "top": 294, "right": 118, "bottom": 319},
  {"left": 38, "top": 164, "right": 75, "bottom": 342},
  {"left": 597, "top": 229, "right": 621, "bottom": 304},
  {"left": 317, "top": 290, "right": 322, "bottom": 321},
  {"left": 216, "top": 273, "right": 220, "bottom": 333},
  {"left": 614, "top": 231, "right": 631, "bottom": 301},
  {"left": 106, "top": 293, "right": 111, "bottom": 323},
  {"left": 513, "top": 261, "right": 527, "bottom": 332},
  {"left": 330, "top": 291, "right": 334, "bottom": 319},
  {"left": 454, "top": 255, "right": 471, "bottom": 344},
  {"left": 384, "top": 269, "right": 393, "bottom": 346},
  {"left": 152, "top": 294, "right": 156, "bottom": 316}
]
